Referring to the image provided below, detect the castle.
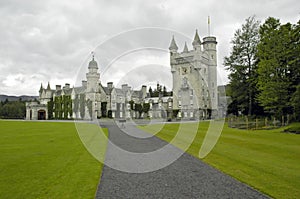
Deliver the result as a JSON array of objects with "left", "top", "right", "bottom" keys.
[{"left": 26, "top": 31, "right": 219, "bottom": 120}]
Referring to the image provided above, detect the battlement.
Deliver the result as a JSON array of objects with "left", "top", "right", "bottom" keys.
[{"left": 203, "top": 36, "right": 217, "bottom": 44}]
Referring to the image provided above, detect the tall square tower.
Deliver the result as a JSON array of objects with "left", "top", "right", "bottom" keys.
[{"left": 169, "top": 30, "right": 218, "bottom": 119}]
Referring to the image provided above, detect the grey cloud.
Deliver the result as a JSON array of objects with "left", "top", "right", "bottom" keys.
[{"left": 0, "top": 0, "right": 299, "bottom": 95}]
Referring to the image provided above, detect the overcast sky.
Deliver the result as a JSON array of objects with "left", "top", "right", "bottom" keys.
[{"left": 0, "top": 0, "right": 299, "bottom": 96}]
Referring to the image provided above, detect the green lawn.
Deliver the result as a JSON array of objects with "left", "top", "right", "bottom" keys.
[
  {"left": 139, "top": 122, "right": 300, "bottom": 199},
  {"left": 0, "top": 120, "right": 108, "bottom": 199}
]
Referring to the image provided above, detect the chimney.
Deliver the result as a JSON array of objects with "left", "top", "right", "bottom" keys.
[
  {"left": 82, "top": 80, "right": 87, "bottom": 88},
  {"left": 142, "top": 85, "right": 147, "bottom": 99},
  {"left": 56, "top": 85, "right": 61, "bottom": 90},
  {"left": 107, "top": 82, "right": 113, "bottom": 89},
  {"left": 64, "top": 83, "right": 70, "bottom": 89},
  {"left": 122, "top": 84, "right": 128, "bottom": 91}
]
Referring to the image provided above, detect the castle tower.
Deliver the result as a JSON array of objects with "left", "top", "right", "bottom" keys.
[
  {"left": 85, "top": 53, "right": 100, "bottom": 119},
  {"left": 86, "top": 53, "right": 100, "bottom": 93},
  {"left": 203, "top": 36, "right": 218, "bottom": 116},
  {"left": 170, "top": 30, "right": 218, "bottom": 119}
]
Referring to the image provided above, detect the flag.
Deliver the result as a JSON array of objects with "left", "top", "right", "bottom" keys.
[{"left": 208, "top": 16, "right": 210, "bottom": 25}]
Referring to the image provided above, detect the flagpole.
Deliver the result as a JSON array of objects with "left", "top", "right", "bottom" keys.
[{"left": 208, "top": 16, "right": 211, "bottom": 36}]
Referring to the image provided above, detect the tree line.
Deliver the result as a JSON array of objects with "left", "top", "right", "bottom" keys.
[
  {"left": 0, "top": 99, "right": 26, "bottom": 119},
  {"left": 225, "top": 16, "right": 300, "bottom": 121},
  {"left": 149, "top": 83, "right": 172, "bottom": 97}
]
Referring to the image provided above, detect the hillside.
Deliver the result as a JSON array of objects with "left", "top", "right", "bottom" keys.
[{"left": 0, "top": 95, "right": 38, "bottom": 102}]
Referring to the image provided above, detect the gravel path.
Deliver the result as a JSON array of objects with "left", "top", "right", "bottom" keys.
[{"left": 95, "top": 121, "right": 269, "bottom": 199}]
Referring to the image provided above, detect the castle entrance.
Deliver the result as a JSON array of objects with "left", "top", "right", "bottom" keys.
[{"left": 38, "top": 110, "right": 46, "bottom": 120}]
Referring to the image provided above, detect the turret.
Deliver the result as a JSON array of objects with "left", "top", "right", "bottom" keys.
[
  {"left": 88, "top": 53, "right": 98, "bottom": 73},
  {"left": 39, "top": 83, "right": 43, "bottom": 93},
  {"left": 169, "top": 35, "right": 178, "bottom": 54},
  {"left": 86, "top": 53, "right": 100, "bottom": 93},
  {"left": 183, "top": 42, "right": 189, "bottom": 53},
  {"left": 46, "top": 82, "right": 51, "bottom": 90},
  {"left": 203, "top": 36, "right": 217, "bottom": 65},
  {"left": 203, "top": 36, "right": 218, "bottom": 111},
  {"left": 192, "top": 30, "right": 201, "bottom": 51}
]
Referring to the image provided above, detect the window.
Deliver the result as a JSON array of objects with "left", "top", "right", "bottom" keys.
[
  {"left": 190, "top": 89, "right": 193, "bottom": 96},
  {"left": 112, "top": 103, "right": 116, "bottom": 110},
  {"left": 178, "top": 100, "right": 181, "bottom": 107}
]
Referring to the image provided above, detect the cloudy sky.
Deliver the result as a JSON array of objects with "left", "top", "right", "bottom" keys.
[{"left": 0, "top": 0, "right": 299, "bottom": 96}]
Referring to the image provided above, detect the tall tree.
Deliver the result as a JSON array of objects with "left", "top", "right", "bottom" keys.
[
  {"left": 257, "top": 17, "right": 299, "bottom": 117},
  {"left": 224, "top": 16, "right": 261, "bottom": 115},
  {"left": 149, "top": 87, "right": 153, "bottom": 97},
  {"left": 291, "top": 85, "right": 300, "bottom": 121}
]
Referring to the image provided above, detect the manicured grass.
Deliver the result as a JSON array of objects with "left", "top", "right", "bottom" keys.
[
  {"left": 0, "top": 120, "right": 108, "bottom": 199},
  {"left": 139, "top": 122, "right": 300, "bottom": 199}
]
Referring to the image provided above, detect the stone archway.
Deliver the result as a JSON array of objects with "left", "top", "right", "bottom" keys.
[{"left": 38, "top": 110, "right": 46, "bottom": 120}]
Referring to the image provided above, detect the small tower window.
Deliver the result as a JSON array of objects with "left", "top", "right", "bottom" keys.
[{"left": 211, "top": 55, "right": 214, "bottom": 59}]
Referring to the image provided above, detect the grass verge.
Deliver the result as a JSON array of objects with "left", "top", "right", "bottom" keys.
[
  {"left": 0, "top": 120, "right": 108, "bottom": 199},
  {"left": 139, "top": 122, "right": 300, "bottom": 199}
]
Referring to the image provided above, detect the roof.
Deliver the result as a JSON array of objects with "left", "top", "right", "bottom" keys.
[
  {"left": 183, "top": 42, "right": 189, "bottom": 52},
  {"left": 192, "top": 29, "right": 201, "bottom": 46},
  {"left": 169, "top": 35, "right": 178, "bottom": 51},
  {"left": 88, "top": 56, "right": 98, "bottom": 69}
]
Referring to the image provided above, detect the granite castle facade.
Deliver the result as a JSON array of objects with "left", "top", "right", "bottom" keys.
[{"left": 26, "top": 31, "right": 219, "bottom": 120}]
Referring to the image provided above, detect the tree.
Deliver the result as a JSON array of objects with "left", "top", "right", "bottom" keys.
[
  {"left": 101, "top": 102, "right": 107, "bottom": 117},
  {"left": 149, "top": 87, "right": 153, "bottom": 97},
  {"left": 79, "top": 94, "right": 85, "bottom": 119},
  {"left": 291, "top": 85, "right": 300, "bottom": 121},
  {"left": 134, "top": 103, "right": 143, "bottom": 118},
  {"left": 224, "top": 16, "right": 262, "bottom": 116},
  {"left": 47, "top": 100, "right": 54, "bottom": 119},
  {"left": 163, "top": 86, "right": 167, "bottom": 96},
  {"left": 257, "top": 17, "right": 299, "bottom": 117},
  {"left": 0, "top": 100, "right": 25, "bottom": 119},
  {"left": 87, "top": 99, "right": 92, "bottom": 119},
  {"left": 142, "top": 103, "right": 150, "bottom": 114}
]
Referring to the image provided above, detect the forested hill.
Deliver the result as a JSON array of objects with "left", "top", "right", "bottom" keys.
[{"left": 0, "top": 95, "right": 38, "bottom": 102}]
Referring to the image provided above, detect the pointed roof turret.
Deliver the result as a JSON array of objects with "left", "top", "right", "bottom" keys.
[
  {"left": 183, "top": 42, "right": 189, "bottom": 53},
  {"left": 46, "top": 82, "right": 51, "bottom": 90},
  {"left": 39, "top": 83, "right": 43, "bottom": 93},
  {"left": 169, "top": 35, "right": 178, "bottom": 52},
  {"left": 192, "top": 29, "right": 201, "bottom": 46}
]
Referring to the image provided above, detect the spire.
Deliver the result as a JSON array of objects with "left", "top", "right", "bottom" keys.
[
  {"left": 192, "top": 29, "right": 201, "bottom": 46},
  {"left": 183, "top": 42, "right": 189, "bottom": 53},
  {"left": 39, "top": 83, "right": 43, "bottom": 93},
  {"left": 46, "top": 82, "right": 51, "bottom": 90},
  {"left": 169, "top": 35, "right": 178, "bottom": 52},
  {"left": 92, "top": 51, "right": 95, "bottom": 60}
]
